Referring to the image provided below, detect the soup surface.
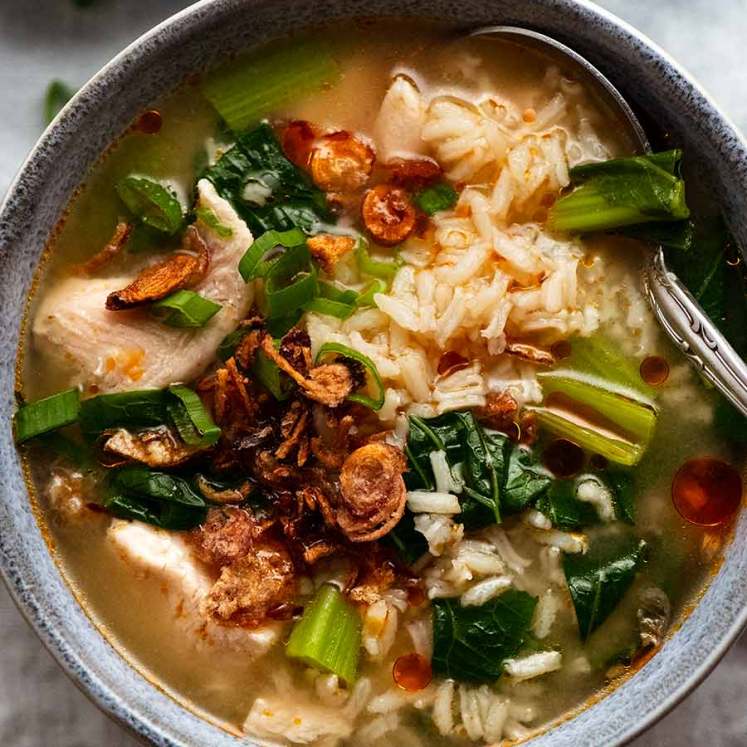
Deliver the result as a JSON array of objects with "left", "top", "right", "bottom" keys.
[{"left": 17, "top": 20, "right": 745, "bottom": 747}]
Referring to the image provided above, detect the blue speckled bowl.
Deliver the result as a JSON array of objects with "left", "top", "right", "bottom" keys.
[{"left": 0, "top": 1, "right": 745, "bottom": 745}]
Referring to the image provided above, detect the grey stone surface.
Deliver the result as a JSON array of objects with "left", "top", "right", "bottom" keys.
[{"left": 0, "top": 1, "right": 744, "bottom": 745}]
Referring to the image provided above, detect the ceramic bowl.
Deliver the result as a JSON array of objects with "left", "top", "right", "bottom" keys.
[{"left": 0, "top": 1, "right": 745, "bottom": 745}]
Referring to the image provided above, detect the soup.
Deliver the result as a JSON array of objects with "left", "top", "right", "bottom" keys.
[{"left": 15, "top": 20, "right": 745, "bottom": 746}]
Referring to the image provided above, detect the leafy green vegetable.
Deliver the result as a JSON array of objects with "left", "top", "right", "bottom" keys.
[
  {"left": 432, "top": 590, "right": 537, "bottom": 682},
  {"left": 621, "top": 219, "right": 695, "bottom": 253},
  {"left": 79, "top": 389, "right": 168, "bottom": 434},
  {"left": 415, "top": 182, "right": 458, "bottom": 215},
  {"left": 548, "top": 150, "right": 689, "bottom": 234},
  {"left": 195, "top": 206, "right": 233, "bottom": 238},
  {"left": 286, "top": 584, "right": 361, "bottom": 684},
  {"left": 385, "top": 510, "right": 428, "bottom": 566},
  {"left": 201, "top": 40, "right": 340, "bottom": 132},
  {"left": 204, "top": 123, "right": 329, "bottom": 237},
  {"left": 116, "top": 176, "right": 184, "bottom": 235},
  {"left": 13, "top": 388, "right": 80, "bottom": 443},
  {"left": 106, "top": 466, "right": 207, "bottom": 530},
  {"left": 563, "top": 535, "right": 647, "bottom": 640},
  {"left": 151, "top": 290, "right": 222, "bottom": 328},
  {"left": 44, "top": 80, "right": 76, "bottom": 125},
  {"left": 608, "top": 470, "right": 636, "bottom": 524},
  {"left": 537, "top": 479, "right": 599, "bottom": 531},
  {"left": 502, "top": 443, "right": 553, "bottom": 513}
]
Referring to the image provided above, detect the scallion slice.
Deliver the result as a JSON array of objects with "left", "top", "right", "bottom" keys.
[
  {"left": 115, "top": 175, "right": 184, "bottom": 235},
  {"left": 151, "top": 290, "right": 222, "bottom": 328},
  {"left": 286, "top": 584, "right": 361, "bottom": 685},
  {"left": 167, "top": 385, "right": 221, "bottom": 447},
  {"left": 239, "top": 228, "right": 307, "bottom": 282},
  {"left": 355, "top": 238, "right": 401, "bottom": 280},
  {"left": 13, "top": 388, "right": 80, "bottom": 443},
  {"left": 414, "top": 182, "right": 458, "bottom": 215},
  {"left": 264, "top": 244, "right": 318, "bottom": 319},
  {"left": 201, "top": 40, "right": 341, "bottom": 131},
  {"left": 356, "top": 278, "right": 387, "bottom": 308},
  {"left": 304, "top": 297, "right": 356, "bottom": 319},
  {"left": 195, "top": 206, "right": 233, "bottom": 238},
  {"left": 79, "top": 389, "right": 168, "bottom": 434},
  {"left": 315, "top": 342, "right": 385, "bottom": 410}
]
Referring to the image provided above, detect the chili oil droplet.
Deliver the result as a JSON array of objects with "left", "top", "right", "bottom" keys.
[
  {"left": 672, "top": 457, "right": 742, "bottom": 527},
  {"left": 640, "top": 356, "right": 669, "bottom": 386},
  {"left": 136, "top": 109, "right": 162, "bottom": 134},
  {"left": 393, "top": 653, "right": 432, "bottom": 692},
  {"left": 543, "top": 438, "right": 584, "bottom": 478}
]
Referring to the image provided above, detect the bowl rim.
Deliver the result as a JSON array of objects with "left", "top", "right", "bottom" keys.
[{"left": 0, "top": 1, "right": 745, "bottom": 745}]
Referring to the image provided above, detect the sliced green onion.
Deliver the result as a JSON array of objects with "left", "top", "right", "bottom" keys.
[
  {"left": 217, "top": 327, "right": 249, "bottom": 361},
  {"left": 79, "top": 389, "right": 168, "bottom": 434},
  {"left": 44, "top": 80, "right": 76, "bottom": 125},
  {"left": 528, "top": 406, "right": 644, "bottom": 466},
  {"left": 201, "top": 40, "right": 341, "bottom": 131},
  {"left": 304, "top": 297, "right": 356, "bottom": 319},
  {"left": 414, "top": 182, "right": 458, "bottom": 215},
  {"left": 315, "top": 342, "right": 385, "bottom": 411},
  {"left": 264, "top": 244, "right": 318, "bottom": 318},
  {"left": 167, "top": 385, "right": 221, "bottom": 447},
  {"left": 286, "top": 584, "right": 361, "bottom": 685},
  {"left": 14, "top": 389, "right": 80, "bottom": 443},
  {"left": 355, "top": 238, "right": 401, "bottom": 280},
  {"left": 318, "top": 281, "right": 359, "bottom": 306},
  {"left": 538, "top": 371, "right": 657, "bottom": 445},
  {"left": 252, "top": 346, "right": 293, "bottom": 400},
  {"left": 151, "top": 290, "right": 222, "bottom": 328},
  {"left": 116, "top": 176, "right": 184, "bottom": 235},
  {"left": 356, "top": 278, "right": 387, "bottom": 307},
  {"left": 195, "top": 206, "right": 233, "bottom": 238},
  {"left": 266, "top": 311, "right": 303, "bottom": 338},
  {"left": 239, "top": 228, "right": 306, "bottom": 282}
]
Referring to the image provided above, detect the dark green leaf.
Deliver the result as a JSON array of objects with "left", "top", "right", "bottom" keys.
[
  {"left": 110, "top": 466, "right": 205, "bottom": 506},
  {"left": 537, "top": 479, "right": 599, "bottom": 531},
  {"left": 564, "top": 535, "right": 647, "bottom": 640},
  {"left": 384, "top": 509, "right": 428, "bottom": 566},
  {"left": 432, "top": 590, "right": 537, "bottom": 682},
  {"left": 502, "top": 443, "right": 552, "bottom": 513},
  {"left": 105, "top": 493, "right": 205, "bottom": 530},
  {"left": 607, "top": 470, "right": 636, "bottom": 524},
  {"left": 620, "top": 219, "right": 695, "bottom": 252},
  {"left": 44, "top": 80, "right": 76, "bottom": 125},
  {"left": 79, "top": 389, "right": 168, "bottom": 434},
  {"left": 116, "top": 176, "right": 184, "bottom": 235}
]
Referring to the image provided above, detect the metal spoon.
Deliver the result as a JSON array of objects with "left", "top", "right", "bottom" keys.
[{"left": 470, "top": 25, "right": 747, "bottom": 416}]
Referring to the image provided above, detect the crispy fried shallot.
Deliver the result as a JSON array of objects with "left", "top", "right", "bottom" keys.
[
  {"left": 282, "top": 119, "right": 317, "bottom": 168},
  {"left": 105, "top": 226, "right": 209, "bottom": 310},
  {"left": 384, "top": 157, "right": 442, "bottom": 187},
  {"left": 191, "top": 506, "right": 268, "bottom": 567},
  {"left": 195, "top": 475, "right": 253, "bottom": 505},
  {"left": 205, "top": 539, "right": 296, "bottom": 628},
  {"left": 102, "top": 426, "right": 199, "bottom": 467},
  {"left": 505, "top": 340, "right": 555, "bottom": 366},
  {"left": 79, "top": 222, "right": 133, "bottom": 275},
  {"left": 310, "top": 131, "right": 375, "bottom": 193},
  {"left": 307, "top": 233, "right": 356, "bottom": 274},
  {"left": 362, "top": 183, "right": 417, "bottom": 245},
  {"left": 260, "top": 335, "right": 354, "bottom": 407},
  {"left": 338, "top": 443, "right": 407, "bottom": 542},
  {"left": 278, "top": 327, "right": 312, "bottom": 376},
  {"left": 276, "top": 400, "right": 310, "bottom": 465},
  {"left": 477, "top": 391, "right": 520, "bottom": 434}
]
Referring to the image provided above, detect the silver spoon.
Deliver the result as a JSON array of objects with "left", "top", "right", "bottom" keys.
[{"left": 470, "top": 25, "right": 747, "bottom": 416}]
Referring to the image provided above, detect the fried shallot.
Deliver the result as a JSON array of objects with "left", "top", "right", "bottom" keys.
[
  {"left": 505, "top": 340, "right": 555, "bottom": 367},
  {"left": 191, "top": 506, "right": 268, "bottom": 567},
  {"left": 101, "top": 426, "right": 199, "bottom": 467},
  {"left": 105, "top": 226, "right": 209, "bottom": 310},
  {"left": 361, "top": 183, "right": 417, "bottom": 245},
  {"left": 307, "top": 233, "right": 356, "bottom": 274},
  {"left": 384, "top": 157, "right": 442, "bottom": 187},
  {"left": 79, "top": 221, "right": 133, "bottom": 275},
  {"left": 310, "top": 131, "right": 375, "bottom": 193},
  {"left": 337, "top": 443, "right": 407, "bottom": 542}
]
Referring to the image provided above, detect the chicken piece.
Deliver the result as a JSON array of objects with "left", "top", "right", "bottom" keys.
[
  {"left": 245, "top": 696, "right": 353, "bottom": 745},
  {"left": 102, "top": 426, "right": 199, "bottom": 467},
  {"left": 108, "top": 519, "right": 281, "bottom": 654},
  {"left": 338, "top": 443, "right": 407, "bottom": 542},
  {"left": 33, "top": 180, "right": 253, "bottom": 393},
  {"left": 361, "top": 184, "right": 417, "bottom": 246},
  {"left": 374, "top": 75, "right": 428, "bottom": 161},
  {"left": 307, "top": 233, "right": 356, "bottom": 274},
  {"left": 309, "top": 131, "right": 375, "bottom": 193},
  {"left": 204, "top": 539, "right": 296, "bottom": 627}
]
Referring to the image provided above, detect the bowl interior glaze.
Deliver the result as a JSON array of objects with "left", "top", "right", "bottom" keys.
[{"left": 0, "top": 1, "right": 745, "bottom": 745}]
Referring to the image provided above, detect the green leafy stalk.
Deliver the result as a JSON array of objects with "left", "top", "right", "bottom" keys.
[
  {"left": 13, "top": 389, "right": 80, "bottom": 443},
  {"left": 286, "top": 584, "right": 361, "bottom": 684},
  {"left": 415, "top": 182, "right": 458, "bottom": 215}
]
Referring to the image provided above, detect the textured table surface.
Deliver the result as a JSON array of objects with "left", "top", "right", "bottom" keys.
[{"left": 0, "top": 1, "right": 745, "bottom": 745}]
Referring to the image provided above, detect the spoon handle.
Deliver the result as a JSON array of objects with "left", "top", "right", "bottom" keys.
[{"left": 644, "top": 249, "right": 747, "bottom": 416}]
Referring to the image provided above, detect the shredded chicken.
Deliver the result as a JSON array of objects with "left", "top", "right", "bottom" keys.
[
  {"left": 361, "top": 183, "right": 417, "bottom": 245},
  {"left": 102, "top": 426, "right": 199, "bottom": 467},
  {"left": 307, "top": 233, "right": 356, "bottom": 274},
  {"left": 205, "top": 539, "right": 296, "bottom": 627},
  {"left": 78, "top": 221, "right": 132, "bottom": 274},
  {"left": 105, "top": 226, "right": 209, "bottom": 310},
  {"left": 337, "top": 443, "right": 407, "bottom": 542}
]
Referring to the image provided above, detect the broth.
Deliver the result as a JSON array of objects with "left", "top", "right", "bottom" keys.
[{"left": 18, "top": 19, "right": 743, "bottom": 747}]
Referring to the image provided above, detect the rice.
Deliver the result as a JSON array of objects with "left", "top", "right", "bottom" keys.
[
  {"left": 407, "top": 491, "right": 462, "bottom": 514},
  {"left": 576, "top": 476, "right": 617, "bottom": 523},
  {"left": 504, "top": 651, "right": 563, "bottom": 682}
]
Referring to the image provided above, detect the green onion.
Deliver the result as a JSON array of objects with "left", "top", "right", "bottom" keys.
[
  {"left": 356, "top": 278, "right": 387, "bottom": 307},
  {"left": 253, "top": 346, "right": 293, "bottom": 400},
  {"left": 304, "top": 297, "right": 356, "bottom": 319},
  {"left": 538, "top": 371, "right": 657, "bottom": 445},
  {"left": 217, "top": 327, "right": 249, "bottom": 361},
  {"left": 195, "top": 206, "right": 233, "bottom": 238},
  {"left": 201, "top": 40, "right": 341, "bottom": 131},
  {"left": 116, "top": 175, "right": 184, "bottom": 235},
  {"left": 548, "top": 152, "right": 689, "bottom": 234},
  {"left": 167, "top": 385, "right": 221, "bottom": 447},
  {"left": 315, "top": 342, "right": 385, "bottom": 410},
  {"left": 355, "top": 238, "right": 401, "bottom": 280},
  {"left": 151, "top": 290, "right": 222, "bottom": 328},
  {"left": 286, "top": 584, "right": 361, "bottom": 685},
  {"left": 239, "top": 228, "right": 306, "bottom": 282},
  {"left": 79, "top": 389, "right": 168, "bottom": 434},
  {"left": 13, "top": 389, "right": 80, "bottom": 443},
  {"left": 318, "top": 281, "right": 359, "bottom": 306},
  {"left": 414, "top": 182, "right": 458, "bottom": 215},
  {"left": 264, "top": 244, "right": 318, "bottom": 319},
  {"left": 528, "top": 407, "right": 644, "bottom": 466},
  {"left": 44, "top": 80, "right": 76, "bottom": 125}
]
